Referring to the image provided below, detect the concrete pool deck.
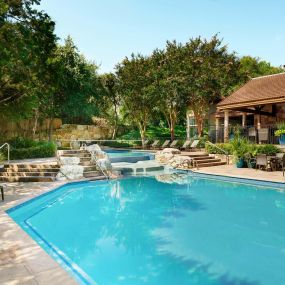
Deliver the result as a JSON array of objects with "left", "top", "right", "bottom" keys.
[
  {"left": 0, "top": 181, "right": 79, "bottom": 285},
  {"left": 193, "top": 164, "right": 285, "bottom": 184},
  {"left": 1, "top": 164, "right": 284, "bottom": 284}
]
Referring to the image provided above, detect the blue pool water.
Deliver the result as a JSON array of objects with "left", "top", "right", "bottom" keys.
[
  {"left": 105, "top": 149, "right": 154, "bottom": 163},
  {"left": 105, "top": 149, "right": 153, "bottom": 157},
  {"left": 7, "top": 173, "right": 285, "bottom": 285}
]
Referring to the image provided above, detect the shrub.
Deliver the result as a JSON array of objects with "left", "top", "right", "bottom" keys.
[
  {"left": 256, "top": 144, "right": 280, "bottom": 155},
  {"left": 9, "top": 141, "right": 57, "bottom": 160},
  {"left": 8, "top": 137, "right": 36, "bottom": 148},
  {"left": 100, "top": 140, "right": 133, "bottom": 148},
  {"left": 205, "top": 143, "right": 233, "bottom": 155}
]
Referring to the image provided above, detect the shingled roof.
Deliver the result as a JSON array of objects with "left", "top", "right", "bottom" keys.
[{"left": 217, "top": 72, "right": 285, "bottom": 109}]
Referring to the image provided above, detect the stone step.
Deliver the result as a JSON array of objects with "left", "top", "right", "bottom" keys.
[
  {"left": 0, "top": 176, "right": 54, "bottom": 182},
  {"left": 0, "top": 172, "right": 57, "bottom": 177},
  {"left": 57, "top": 150, "right": 89, "bottom": 155},
  {"left": 83, "top": 166, "right": 97, "bottom": 172},
  {"left": 79, "top": 157, "right": 91, "bottom": 162},
  {"left": 4, "top": 164, "right": 59, "bottom": 169},
  {"left": 60, "top": 153, "right": 91, "bottom": 158},
  {"left": 191, "top": 156, "right": 213, "bottom": 161},
  {"left": 194, "top": 158, "right": 221, "bottom": 164},
  {"left": 83, "top": 171, "right": 102, "bottom": 178},
  {"left": 1, "top": 168, "right": 60, "bottom": 173},
  {"left": 195, "top": 161, "right": 227, "bottom": 168},
  {"left": 80, "top": 161, "right": 95, "bottom": 166},
  {"left": 182, "top": 153, "right": 209, "bottom": 158}
]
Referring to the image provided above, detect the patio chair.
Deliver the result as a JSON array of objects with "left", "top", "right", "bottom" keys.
[
  {"left": 189, "top": 139, "right": 200, "bottom": 150},
  {"left": 255, "top": 154, "right": 269, "bottom": 171},
  {"left": 160, "top": 140, "right": 171, "bottom": 149},
  {"left": 258, "top": 128, "right": 269, "bottom": 144},
  {"left": 180, "top": 140, "right": 191, "bottom": 150},
  {"left": 151, "top": 140, "right": 160, "bottom": 149},
  {"left": 169, "top": 140, "right": 179, "bottom": 148},
  {"left": 248, "top": 127, "right": 257, "bottom": 142}
]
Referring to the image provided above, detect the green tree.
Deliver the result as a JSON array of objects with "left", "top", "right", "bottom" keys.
[
  {"left": 183, "top": 35, "right": 241, "bottom": 137},
  {"left": 153, "top": 43, "right": 189, "bottom": 140},
  {"left": 0, "top": 0, "right": 56, "bottom": 119},
  {"left": 116, "top": 54, "right": 159, "bottom": 147},
  {"left": 239, "top": 56, "right": 284, "bottom": 79},
  {"left": 99, "top": 73, "right": 121, "bottom": 139}
]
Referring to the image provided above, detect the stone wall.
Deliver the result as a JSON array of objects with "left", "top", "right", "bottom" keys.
[
  {"left": 0, "top": 118, "right": 62, "bottom": 140},
  {"left": 53, "top": 124, "right": 111, "bottom": 142}
]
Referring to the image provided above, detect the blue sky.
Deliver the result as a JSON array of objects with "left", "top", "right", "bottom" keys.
[{"left": 40, "top": 0, "right": 285, "bottom": 74}]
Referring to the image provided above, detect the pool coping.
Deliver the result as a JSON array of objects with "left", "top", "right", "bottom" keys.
[{"left": 1, "top": 170, "right": 285, "bottom": 285}]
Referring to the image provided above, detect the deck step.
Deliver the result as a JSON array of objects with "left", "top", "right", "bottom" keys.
[
  {"left": 83, "top": 171, "right": 102, "bottom": 178},
  {"left": 194, "top": 158, "right": 221, "bottom": 164},
  {"left": 191, "top": 156, "right": 215, "bottom": 161},
  {"left": 0, "top": 172, "right": 57, "bottom": 177},
  {"left": 0, "top": 176, "right": 54, "bottom": 182},
  {"left": 196, "top": 161, "right": 227, "bottom": 168},
  {"left": 1, "top": 168, "right": 60, "bottom": 173}
]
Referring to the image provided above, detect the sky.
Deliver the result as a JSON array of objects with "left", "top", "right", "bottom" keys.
[{"left": 40, "top": 0, "right": 285, "bottom": 74}]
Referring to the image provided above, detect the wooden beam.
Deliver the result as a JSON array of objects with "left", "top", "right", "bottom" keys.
[{"left": 229, "top": 107, "right": 276, "bottom": 117}]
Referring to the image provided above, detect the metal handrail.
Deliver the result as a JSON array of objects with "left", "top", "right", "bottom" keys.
[
  {"left": 0, "top": 143, "right": 10, "bottom": 164},
  {"left": 205, "top": 141, "right": 229, "bottom": 165}
]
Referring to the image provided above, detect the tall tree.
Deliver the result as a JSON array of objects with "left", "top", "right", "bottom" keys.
[
  {"left": 153, "top": 43, "right": 189, "bottom": 140},
  {"left": 100, "top": 73, "right": 121, "bottom": 139},
  {"left": 182, "top": 35, "right": 241, "bottom": 137},
  {"left": 116, "top": 54, "right": 159, "bottom": 147},
  {"left": 0, "top": 0, "right": 56, "bottom": 119}
]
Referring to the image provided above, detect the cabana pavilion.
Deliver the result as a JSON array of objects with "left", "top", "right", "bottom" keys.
[{"left": 215, "top": 72, "right": 285, "bottom": 143}]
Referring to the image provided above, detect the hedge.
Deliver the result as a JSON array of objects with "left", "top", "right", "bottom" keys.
[
  {"left": 206, "top": 142, "right": 280, "bottom": 156},
  {"left": 9, "top": 141, "right": 57, "bottom": 160}
]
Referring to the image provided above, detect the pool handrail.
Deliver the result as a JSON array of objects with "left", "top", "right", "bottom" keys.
[
  {"left": 205, "top": 141, "right": 229, "bottom": 165},
  {"left": 0, "top": 143, "right": 10, "bottom": 164}
]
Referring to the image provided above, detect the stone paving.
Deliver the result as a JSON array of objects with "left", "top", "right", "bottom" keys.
[
  {"left": 194, "top": 164, "right": 285, "bottom": 183},
  {"left": 0, "top": 181, "right": 78, "bottom": 285}
]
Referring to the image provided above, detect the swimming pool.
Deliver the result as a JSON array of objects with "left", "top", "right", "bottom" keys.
[
  {"left": 105, "top": 149, "right": 154, "bottom": 163},
  {"left": 7, "top": 173, "right": 285, "bottom": 285}
]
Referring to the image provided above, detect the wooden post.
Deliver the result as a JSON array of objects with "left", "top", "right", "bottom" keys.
[
  {"left": 186, "top": 114, "right": 190, "bottom": 140},
  {"left": 215, "top": 117, "right": 220, "bottom": 143},
  {"left": 242, "top": 113, "right": 247, "bottom": 127},
  {"left": 224, "top": 110, "right": 229, "bottom": 142}
]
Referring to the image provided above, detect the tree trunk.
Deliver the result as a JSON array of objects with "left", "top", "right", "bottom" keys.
[
  {"left": 112, "top": 107, "right": 118, "bottom": 139},
  {"left": 48, "top": 117, "right": 54, "bottom": 142},
  {"left": 32, "top": 109, "right": 39, "bottom": 140},
  {"left": 139, "top": 122, "right": 146, "bottom": 148},
  {"left": 194, "top": 113, "right": 203, "bottom": 137}
]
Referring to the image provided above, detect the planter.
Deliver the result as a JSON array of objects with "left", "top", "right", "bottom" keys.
[
  {"left": 235, "top": 158, "right": 245, "bottom": 168},
  {"left": 279, "top": 134, "right": 285, "bottom": 145}
]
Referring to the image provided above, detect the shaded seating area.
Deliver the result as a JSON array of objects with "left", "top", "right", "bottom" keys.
[
  {"left": 255, "top": 153, "right": 285, "bottom": 175},
  {"left": 215, "top": 73, "right": 285, "bottom": 143}
]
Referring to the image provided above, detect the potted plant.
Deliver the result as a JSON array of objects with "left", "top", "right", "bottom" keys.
[
  {"left": 244, "top": 144, "right": 257, "bottom": 168},
  {"left": 230, "top": 135, "right": 249, "bottom": 168},
  {"left": 275, "top": 122, "right": 285, "bottom": 145}
]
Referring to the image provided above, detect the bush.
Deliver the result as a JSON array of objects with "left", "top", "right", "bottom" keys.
[
  {"left": 205, "top": 143, "right": 233, "bottom": 155},
  {"left": 8, "top": 141, "right": 57, "bottom": 160},
  {"left": 1, "top": 137, "right": 57, "bottom": 160},
  {"left": 206, "top": 142, "right": 280, "bottom": 157},
  {"left": 100, "top": 140, "right": 134, "bottom": 148},
  {"left": 7, "top": 137, "right": 36, "bottom": 148},
  {"left": 256, "top": 144, "right": 280, "bottom": 155}
]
